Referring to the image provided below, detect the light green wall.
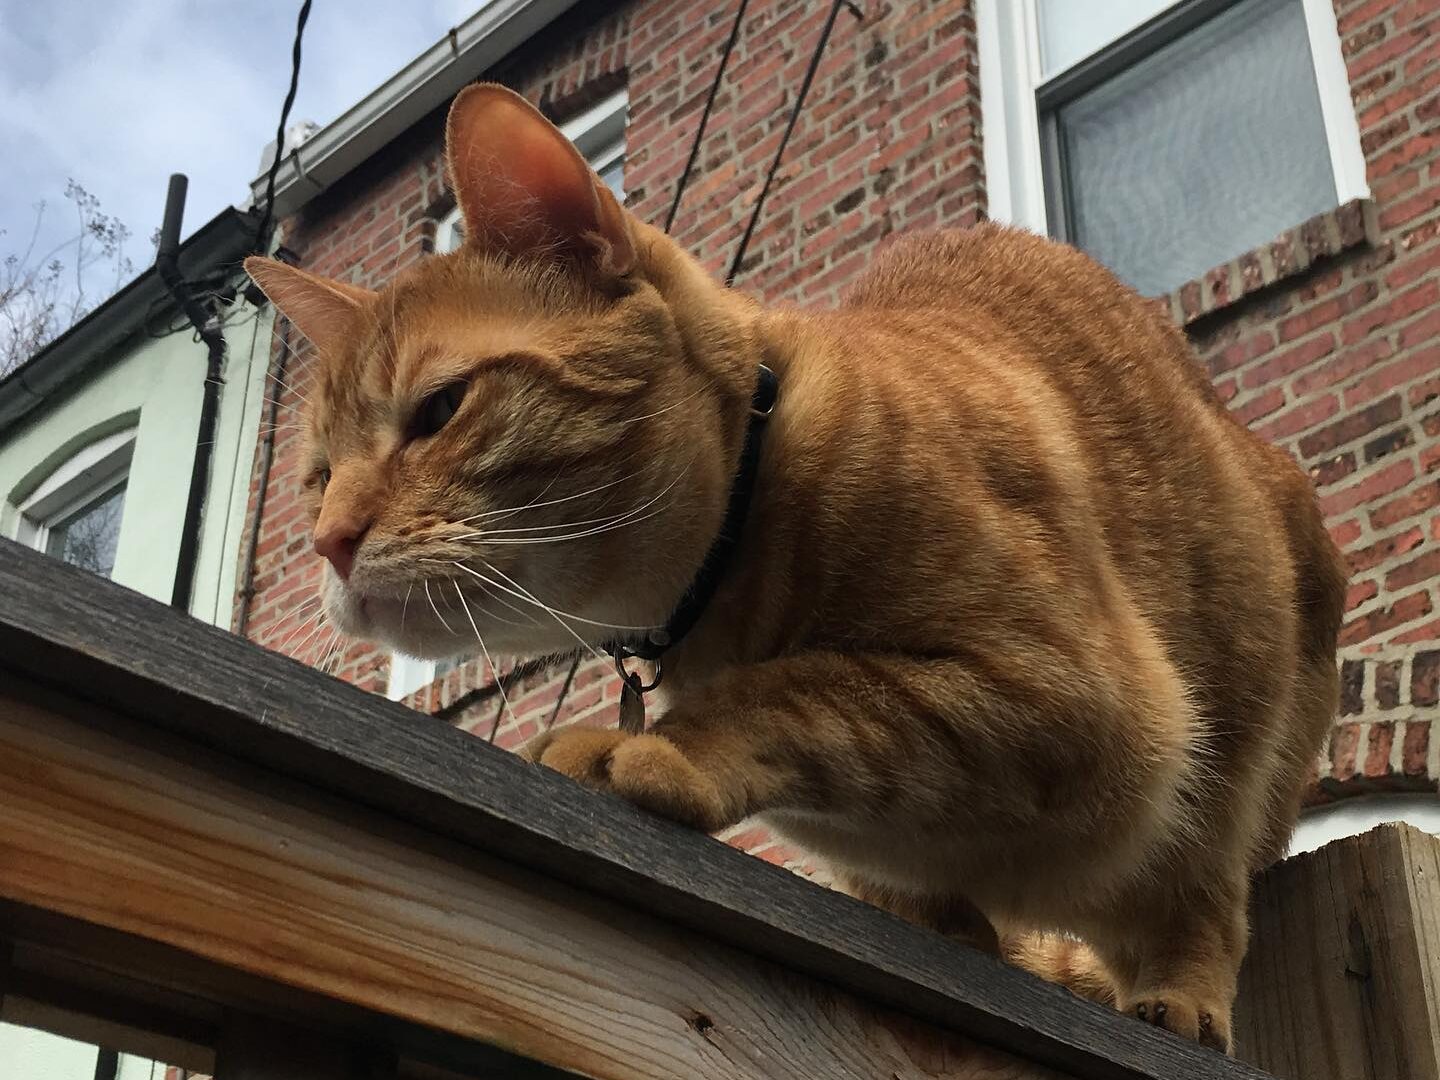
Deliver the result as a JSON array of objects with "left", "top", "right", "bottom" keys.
[{"left": 0, "top": 298, "right": 274, "bottom": 626}]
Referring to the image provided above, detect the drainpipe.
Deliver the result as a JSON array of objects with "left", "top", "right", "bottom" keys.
[{"left": 156, "top": 173, "right": 227, "bottom": 614}]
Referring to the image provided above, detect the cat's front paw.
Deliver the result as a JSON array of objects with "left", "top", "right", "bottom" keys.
[
  {"left": 1126, "top": 991, "right": 1231, "bottom": 1054},
  {"left": 522, "top": 727, "right": 734, "bottom": 832}
]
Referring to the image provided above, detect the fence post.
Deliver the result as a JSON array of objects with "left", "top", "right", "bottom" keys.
[{"left": 1234, "top": 822, "right": 1440, "bottom": 1080}]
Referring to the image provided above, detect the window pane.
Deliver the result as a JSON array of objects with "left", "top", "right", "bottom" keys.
[
  {"left": 45, "top": 482, "right": 125, "bottom": 577},
  {"left": 1051, "top": 0, "right": 1334, "bottom": 297},
  {"left": 597, "top": 155, "right": 625, "bottom": 201},
  {"left": 1038, "top": 0, "right": 1175, "bottom": 77}
]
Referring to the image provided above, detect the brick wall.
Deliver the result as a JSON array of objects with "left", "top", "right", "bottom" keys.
[{"left": 238, "top": 0, "right": 1440, "bottom": 866}]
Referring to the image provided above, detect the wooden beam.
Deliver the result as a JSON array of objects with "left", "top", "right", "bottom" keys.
[
  {"left": 0, "top": 680, "right": 1086, "bottom": 1080},
  {"left": 0, "top": 538, "right": 1266, "bottom": 1080},
  {"left": 1234, "top": 823, "right": 1440, "bottom": 1080}
]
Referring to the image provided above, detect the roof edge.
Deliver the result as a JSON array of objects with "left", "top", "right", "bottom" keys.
[
  {"left": 248, "top": 0, "right": 580, "bottom": 222},
  {"left": 0, "top": 208, "right": 259, "bottom": 436}
]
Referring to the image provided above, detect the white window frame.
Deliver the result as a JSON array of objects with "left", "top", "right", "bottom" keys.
[
  {"left": 433, "top": 88, "right": 629, "bottom": 256},
  {"left": 978, "top": 0, "right": 1369, "bottom": 238},
  {"left": 11, "top": 428, "right": 136, "bottom": 568}
]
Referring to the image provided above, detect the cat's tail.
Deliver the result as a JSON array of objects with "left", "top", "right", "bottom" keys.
[{"left": 1002, "top": 931, "right": 1119, "bottom": 1006}]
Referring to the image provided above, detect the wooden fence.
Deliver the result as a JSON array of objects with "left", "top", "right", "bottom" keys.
[{"left": 0, "top": 538, "right": 1427, "bottom": 1079}]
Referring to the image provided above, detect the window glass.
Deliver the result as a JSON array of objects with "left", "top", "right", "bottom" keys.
[
  {"left": 1049, "top": 0, "right": 1334, "bottom": 295},
  {"left": 1037, "top": 0, "right": 1174, "bottom": 77},
  {"left": 45, "top": 481, "right": 126, "bottom": 577}
]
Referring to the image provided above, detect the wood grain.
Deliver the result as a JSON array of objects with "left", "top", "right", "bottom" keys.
[
  {"left": 1234, "top": 823, "right": 1440, "bottom": 1080},
  {"left": 0, "top": 536, "right": 1266, "bottom": 1080},
  {"left": 0, "top": 682, "right": 1075, "bottom": 1080}
]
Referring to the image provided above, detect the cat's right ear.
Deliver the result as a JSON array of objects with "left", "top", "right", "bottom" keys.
[
  {"left": 445, "top": 83, "right": 636, "bottom": 276},
  {"left": 244, "top": 257, "right": 377, "bottom": 354}
]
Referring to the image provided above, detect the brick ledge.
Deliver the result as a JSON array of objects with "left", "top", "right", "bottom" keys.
[{"left": 1165, "top": 199, "right": 1379, "bottom": 328}]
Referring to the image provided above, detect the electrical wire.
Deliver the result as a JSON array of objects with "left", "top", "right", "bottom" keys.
[
  {"left": 664, "top": 0, "right": 750, "bottom": 234},
  {"left": 725, "top": 0, "right": 862, "bottom": 285},
  {"left": 255, "top": 0, "right": 314, "bottom": 251}
]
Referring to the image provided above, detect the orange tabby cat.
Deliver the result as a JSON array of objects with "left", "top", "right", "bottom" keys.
[{"left": 245, "top": 83, "right": 1347, "bottom": 1054}]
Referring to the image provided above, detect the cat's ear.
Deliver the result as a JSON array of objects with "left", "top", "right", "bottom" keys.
[
  {"left": 244, "top": 257, "right": 377, "bottom": 354},
  {"left": 445, "top": 83, "right": 635, "bottom": 276}
]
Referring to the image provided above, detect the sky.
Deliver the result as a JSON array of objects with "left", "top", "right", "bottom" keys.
[{"left": 0, "top": 0, "right": 483, "bottom": 308}]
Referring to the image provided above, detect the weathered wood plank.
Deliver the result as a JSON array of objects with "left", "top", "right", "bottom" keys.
[
  {"left": 1234, "top": 823, "right": 1440, "bottom": 1080},
  {"left": 0, "top": 680, "right": 1072, "bottom": 1080},
  {"left": 0, "top": 537, "right": 1264, "bottom": 1080}
]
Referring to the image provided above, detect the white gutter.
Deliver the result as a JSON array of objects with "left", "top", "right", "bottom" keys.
[{"left": 248, "top": 0, "right": 581, "bottom": 220}]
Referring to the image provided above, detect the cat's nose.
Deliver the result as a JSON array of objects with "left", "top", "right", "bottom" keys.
[{"left": 314, "top": 517, "right": 368, "bottom": 581}]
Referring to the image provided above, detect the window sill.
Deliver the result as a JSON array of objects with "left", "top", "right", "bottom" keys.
[{"left": 1162, "top": 199, "right": 1379, "bottom": 329}]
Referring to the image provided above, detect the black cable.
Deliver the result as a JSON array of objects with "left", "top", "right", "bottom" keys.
[
  {"left": 664, "top": 0, "right": 750, "bottom": 234},
  {"left": 725, "top": 0, "right": 860, "bottom": 286},
  {"left": 546, "top": 653, "right": 583, "bottom": 730},
  {"left": 255, "top": 0, "right": 314, "bottom": 251}
]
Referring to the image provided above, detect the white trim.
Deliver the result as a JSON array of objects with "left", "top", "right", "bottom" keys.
[
  {"left": 1302, "top": 0, "right": 1372, "bottom": 203},
  {"left": 982, "top": 0, "right": 1370, "bottom": 238},
  {"left": 559, "top": 88, "right": 628, "bottom": 156},
  {"left": 434, "top": 205, "right": 465, "bottom": 255},
  {"left": 977, "top": 0, "right": 1047, "bottom": 231},
  {"left": 387, "top": 653, "right": 437, "bottom": 700},
  {"left": 13, "top": 428, "right": 136, "bottom": 553}
]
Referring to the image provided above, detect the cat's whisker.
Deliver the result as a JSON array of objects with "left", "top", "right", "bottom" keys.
[
  {"left": 471, "top": 500, "right": 676, "bottom": 547},
  {"left": 424, "top": 578, "right": 456, "bottom": 635},
  {"left": 617, "top": 384, "right": 708, "bottom": 425},
  {"left": 452, "top": 468, "right": 643, "bottom": 527},
  {"left": 455, "top": 581, "right": 515, "bottom": 743},
  {"left": 450, "top": 560, "right": 608, "bottom": 661},
  {"left": 458, "top": 458, "right": 692, "bottom": 545},
  {"left": 400, "top": 583, "right": 413, "bottom": 634},
  {"left": 458, "top": 587, "right": 529, "bottom": 628}
]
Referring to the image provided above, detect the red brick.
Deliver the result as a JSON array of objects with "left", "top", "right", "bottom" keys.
[
  {"left": 1403, "top": 720, "right": 1431, "bottom": 775},
  {"left": 1330, "top": 722, "right": 1361, "bottom": 781},
  {"left": 1232, "top": 387, "right": 1286, "bottom": 427},
  {"left": 1298, "top": 395, "right": 1404, "bottom": 458},
  {"left": 1257, "top": 393, "right": 1341, "bottom": 441},
  {"left": 1371, "top": 479, "right": 1440, "bottom": 529},
  {"left": 1242, "top": 333, "right": 1335, "bottom": 389},
  {"left": 1345, "top": 347, "right": 1440, "bottom": 406},
  {"left": 1393, "top": 617, "right": 1440, "bottom": 643},
  {"left": 1388, "top": 547, "right": 1440, "bottom": 590},
  {"left": 1347, "top": 578, "right": 1380, "bottom": 611},
  {"left": 1322, "top": 459, "right": 1416, "bottom": 518},
  {"left": 1331, "top": 518, "right": 1365, "bottom": 549},
  {"left": 1364, "top": 721, "right": 1395, "bottom": 776},
  {"left": 1309, "top": 452, "right": 1358, "bottom": 487},
  {"left": 1414, "top": 651, "right": 1440, "bottom": 706},
  {"left": 1376, "top": 661, "right": 1403, "bottom": 709},
  {"left": 1340, "top": 590, "right": 1434, "bottom": 645}
]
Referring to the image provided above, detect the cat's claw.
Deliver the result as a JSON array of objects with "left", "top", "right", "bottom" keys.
[
  {"left": 521, "top": 727, "right": 733, "bottom": 832},
  {"left": 1128, "top": 992, "right": 1230, "bottom": 1054}
]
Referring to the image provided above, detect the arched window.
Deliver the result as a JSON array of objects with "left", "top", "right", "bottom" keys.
[{"left": 11, "top": 427, "right": 136, "bottom": 579}]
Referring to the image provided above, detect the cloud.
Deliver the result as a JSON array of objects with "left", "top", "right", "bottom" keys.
[{"left": 0, "top": 0, "right": 483, "bottom": 312}]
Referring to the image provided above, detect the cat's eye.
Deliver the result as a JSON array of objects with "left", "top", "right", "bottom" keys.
[
  {"left": 411, "top": 381, "right": 468, "bottom": 439},
  {"left": 319, "top": 468, "right": 331, "bottom": 492}
]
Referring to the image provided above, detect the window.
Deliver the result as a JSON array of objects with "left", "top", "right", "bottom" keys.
[
  {"left": 433, "top": 88, "right": 628, "bottom": 255},
  {"left": 387, "top": 653, "right": 464, "bottom": 701},
  {"left": 979, "top": 0, "right": 1367, "bottom": 296},
  {"left": 13, "top": 428, "right": 135, "bottom": 579}
]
